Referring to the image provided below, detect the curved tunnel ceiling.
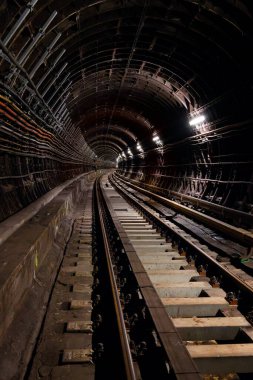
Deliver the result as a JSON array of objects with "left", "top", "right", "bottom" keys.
[{"left": 1, "top": 0, "right": 253, "bottom": 162}]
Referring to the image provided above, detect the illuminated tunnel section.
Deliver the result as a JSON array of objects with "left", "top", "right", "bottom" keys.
[{"left": 0, "top": 1, "right": 253, "bottom": 221}]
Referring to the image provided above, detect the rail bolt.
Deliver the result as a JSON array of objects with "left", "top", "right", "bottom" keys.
[
  {"left": 209, "top": 276, "right": 220, "bottom": 288},
  {"left": 226, "top": 291, "right": 238, "bottom": 305},
  {"left": 92, "top": 266, "right": 99, "bottom": 276},
  {"left": 92, "top": 256, "right": 98, "bottom": 265},
  {"left": 130, "top": 313, "right": 139, "bottom": 326},
  {"left": 137, "top": 341, "right": 148, "bottom": 356},
  {"left": 93, "top": 314, "right": 102, "bottom": 328},
  {"left": 95, "top": 342, "right": 104, "bottom": 359},
  {"left": 197, "top": 265, "right": 206, "bottom": 276},
  {"left": 117, "top": 265, "right": 123, "bottom": 274},
  {"left": 92, "top": 278, "right": 100, "bottom": 289},
  {"left": 187, "top": 255, "right": 195, "bottom": 264},
  {"left": 93, "top": 294, "right": 101, "bottom": 306}
]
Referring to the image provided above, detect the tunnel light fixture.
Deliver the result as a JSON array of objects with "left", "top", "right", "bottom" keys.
[
  {"left": 127, "top": 148, "right": 133, "bottom": 158},
  {"left": 136, "top": 142, "right": 143, "bottom": 152},
  {"left": 189, "top": 115, "right": 205, "bottom": 126},
  {"left": 152, "top": 133, "right": 163, "bottom": 146},
  {"left": 127, "top": 148, "right": 133, "bottom": 156}
]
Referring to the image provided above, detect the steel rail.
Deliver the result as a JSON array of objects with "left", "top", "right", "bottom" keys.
[{"left": 95, "top": 177, "right": 137, "bottom": 380}]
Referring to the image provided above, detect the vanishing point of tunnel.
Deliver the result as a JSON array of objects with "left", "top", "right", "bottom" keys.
[{"left": 0, "top": 1, "right": 253, "bottom": 380}]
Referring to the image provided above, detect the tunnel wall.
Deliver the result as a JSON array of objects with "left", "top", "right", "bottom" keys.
[
  {"left": 0, "top": 172, "right": 94, "bottom": 379},
  {"left": 0, "top": 92, "right": 92, "bottom": 222},
  {"left": 118, "top": 120, "right": 253, "bottom": 219}
]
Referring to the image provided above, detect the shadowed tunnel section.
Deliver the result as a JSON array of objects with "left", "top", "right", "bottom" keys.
[{"left": 0, "top": 0, "right": 253, "bottom": 221}]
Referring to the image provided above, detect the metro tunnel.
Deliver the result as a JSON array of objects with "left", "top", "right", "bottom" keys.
[{"left": 0, "top": 1, "right": 253, "bottom": 379}]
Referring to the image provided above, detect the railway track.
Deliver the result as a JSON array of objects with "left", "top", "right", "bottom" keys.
[
  {"left": 26, "top": 175, "right": 138, "bottom": 380},
  {"left": 113, "top": 173, "right": 253, "bottom": 273},
  {"left": 114, "top": 174, "right": 253, "bottom": 255},
  {"left": 107, "top": 173, "right": 253, "bottom": 378},
  {"left": 24, "top": 172, "right": 253, "bottom": 379}
]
